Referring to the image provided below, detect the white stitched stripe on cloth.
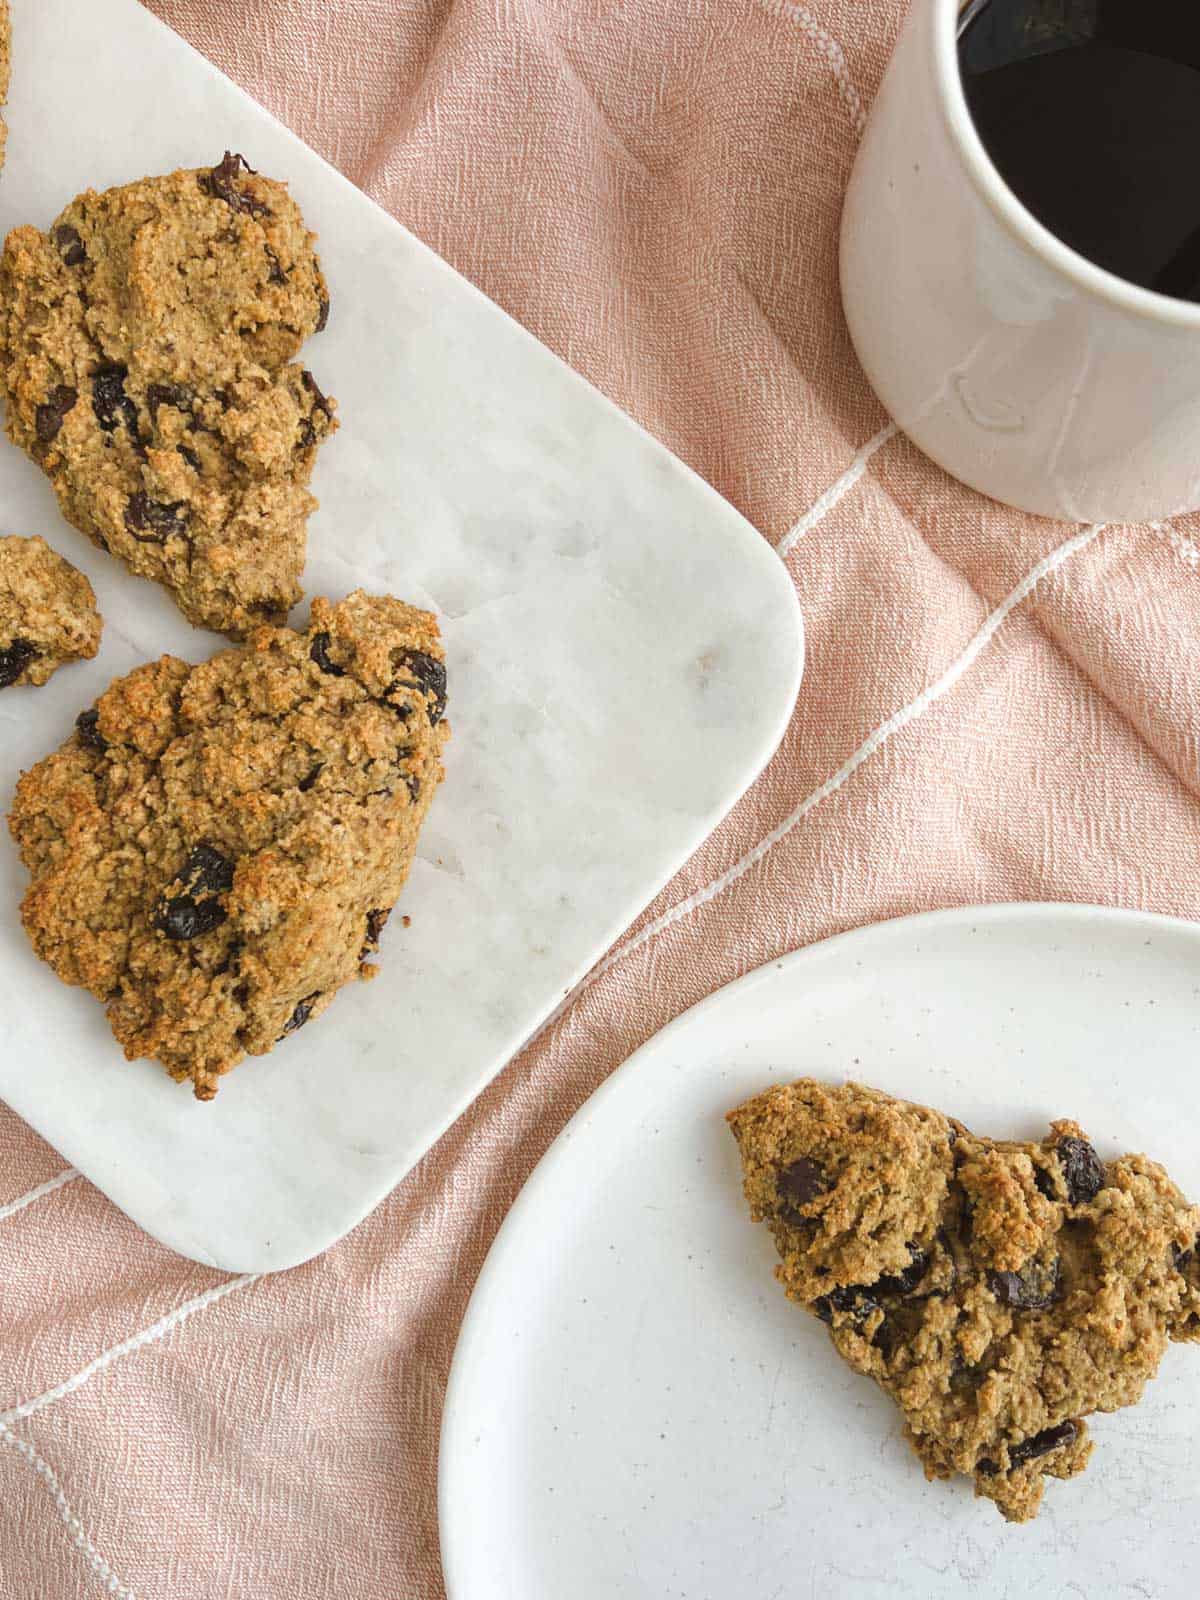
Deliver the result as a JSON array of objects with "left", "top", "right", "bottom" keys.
[
  {"left": 0, "top": 1169, "right": 80, "bottom": 1223},
  {"left": 0, "top": 1423, "right": 138, "bottom": 1599},
  {"left": 757, "top": 0, "right": 868, "bottom": 134},
  {"left": 777, "top": 423, "right": 898, "bottom": 555},
  {"left": 0, "top": 1273, "right": 262, "bottom": 1428}
]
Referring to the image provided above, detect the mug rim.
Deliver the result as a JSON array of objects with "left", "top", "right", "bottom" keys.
[{"left": 935, "top": 0, "right": 1200, "bottom": 330}]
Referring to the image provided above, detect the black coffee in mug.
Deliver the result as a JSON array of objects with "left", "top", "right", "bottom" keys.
[{"left": 958, "top": 1, "right": 1200, "bottom": 301}]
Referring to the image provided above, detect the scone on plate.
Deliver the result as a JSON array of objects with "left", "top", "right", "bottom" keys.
[
  {"left": 728, "top": 1079, "right": 1200, "bottom": 1522},
  {"left": 0, "top": 533, "right": 102, "bottom": 687},
  {"left": 9, "top": 591, "right": 447, "bottom": 1099},
  {"left": 0, "top": 153, "right": 336, "bottom": 637}
]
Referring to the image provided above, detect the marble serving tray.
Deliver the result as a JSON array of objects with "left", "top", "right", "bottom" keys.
[{"left": 0, "top": 0, "right": 803, "bottom": 1271}]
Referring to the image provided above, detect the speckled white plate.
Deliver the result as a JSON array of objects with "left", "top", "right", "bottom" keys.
[
  {"left": 0, "top": 0, "right": 802, "bottom": 1271},
  {"left": 440, "top": 904, "right": 1200, "bottom": 1600}
]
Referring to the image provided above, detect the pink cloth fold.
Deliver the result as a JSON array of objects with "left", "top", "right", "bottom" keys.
[{"left": 3, "top": 1, "right": 1198, "bottom": 1594}]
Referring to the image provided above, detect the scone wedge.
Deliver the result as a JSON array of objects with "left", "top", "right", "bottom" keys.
[
  {"left": 0, "top": 154, "right": 335, "bottom": 636},
  {"left": 728, "top": 1079, "right": 1200, "bottom": 1521},
  {"left": 10, "top": 591, "right": 447, "bottom": 1099}
]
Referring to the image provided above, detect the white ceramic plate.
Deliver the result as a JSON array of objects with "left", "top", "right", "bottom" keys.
[
  {"left": 0, "top": 0, "right": 802, "bottom": 1271},
  {"left": 440, "top": 904, "right": 1200, "bottom": 1600}
]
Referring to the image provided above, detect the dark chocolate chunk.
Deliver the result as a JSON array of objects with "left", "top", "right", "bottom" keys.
[
  {"left": 978, "top": 1420, "right": 1079, "bottom": 1478},
  {"left": 54, "top": 225, "right": 87, "bottom": 267},
  {"left": 264, "top": 246, "right": 287, "bottom": 285},
  {"left": 316, "top": 292, "right": 330, "bottom": 333},
  {"left": 0, "top": 639, "right": 37, "bottom": 689},
  {"left": 776, "top": 1157, "right": 827, "bottom": 1224},
  {"left": 199, "top": 151, "right": 271, "bottom": 218},
  {"left": 125, "top": 493, "right": 188, "bottom": 543},
  {"left": 35, "top": 385, "right": 78, "bottom": 443},
  {"left": 75, "top": 708, "right": 108, "bottom": 752},
  {"left": 309, "top": 632, "right": 345, "bottom": 676},
  {"left": 1055, "top": 1136, "right": 1106, "bottom": 1205},
  {"left": 297, "top": 762, "right": 323, "bottom": 793},
  {"left": 990, "top": 1255, "right": 1062, "bottom": 1312},
  {"left": 779, "top": 1157, "right": 827, "bottom": 1210}
]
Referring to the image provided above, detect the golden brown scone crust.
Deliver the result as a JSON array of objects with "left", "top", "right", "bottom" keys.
[
  {"left": 729, "top": 1079, "right": 1200, "bottom": 1522},
  {"left": 0, "top": 154, "right": 336, "bottom": 636},
  {"left": 10, "top": 591, "right": 447, "bottom": 1099}
]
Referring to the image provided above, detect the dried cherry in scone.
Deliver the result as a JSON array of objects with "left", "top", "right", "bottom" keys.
[
  {"left": 146, "top": 383, "right": 195, "bottom": 420},
  {"left": 0, "top": 638, "right": 37, "bottom": 689},
  {"left": 873, "top": 1245, "right": 930, "bottom": 1298},
  {"left": 990, "top": 1256, "right": 1062, "bottom": 1312},
  {"left": 1055, "top": 1136, "right": 1106, "bottom": 1205},
  {"left": 92, "top": 365, "right": 138, "bottom": 435},
  {"left": 199, "top": 151, "right": 270, "bottom": 217},
  {"left": 280, "top": 991, "right": 321, "bottom": 1037},
  {"left": 362, "top": 908, "right": 391, "bottom": 956},
  {"left": 54, "top": 224, "right": 87, "bottom": 266},
  {"left": 815, "top": 1284, "right": 879, "bottom": 1325},
  {"left": 153, "top": 844, "right": 235, "bottom": 941},
  {"left": 125, "top": 493, "right": 188, "bottom": 543},
  {"left": 309, "top": 631, "right": 345, "bottom": 676},
  {"left": 389, "top": 649, "right": 447, "bottom": 725},
  {"left": 35, "top": 385, "right": 78, "bottom": 443},
  {"left": 75, "top": 708, "right": 108, "bottom": 752}
]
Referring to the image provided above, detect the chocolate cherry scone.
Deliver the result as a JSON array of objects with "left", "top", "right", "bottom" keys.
[
  {"left": 0, "top": 533, "right": 102, "bottom": 687},
  {"left": 10, "top": 591, "right": 447, "bottom": 1099},
  {"left": 0, "top": 153, "right": 335, "bottom": 637},
  {"left": 728, "top": 1079, "right": 1200, "bottom": 1522}
]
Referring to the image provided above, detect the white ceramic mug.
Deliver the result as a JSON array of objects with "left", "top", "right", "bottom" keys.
[{"left": 840, "top": 0, "right": 1200, "bottom": 523}]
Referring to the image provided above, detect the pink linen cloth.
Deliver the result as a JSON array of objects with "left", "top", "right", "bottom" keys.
[{"left": 3, "top": 1, "right": 1199, "bottom": 1594}]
